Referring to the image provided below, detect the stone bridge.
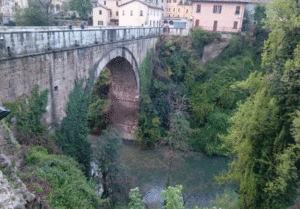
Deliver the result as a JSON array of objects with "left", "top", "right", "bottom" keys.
[{"left": 0, "top": 26, "right": 162, "bottom": 139}]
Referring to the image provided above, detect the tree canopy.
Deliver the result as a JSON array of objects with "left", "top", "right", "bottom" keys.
[{"left": 69, "top": 0, "right": 92, "bottom": 18}]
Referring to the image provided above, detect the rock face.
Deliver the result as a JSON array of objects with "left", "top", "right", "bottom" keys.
[
  {"left": 0, "top": 154, "right": 35, "bottom": 209},
  {"left": 0, "top": 123, "right": 35, "bottom": 209},
  {"left": 201, "top": 36, "right": 230, "bottom": 66}
]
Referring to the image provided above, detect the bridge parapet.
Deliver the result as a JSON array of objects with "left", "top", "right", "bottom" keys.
[{"left": 0, "top": 27, "right": 161, "bottom": 59}]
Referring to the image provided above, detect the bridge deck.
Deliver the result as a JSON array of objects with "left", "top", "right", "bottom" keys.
[{"left": 0, "top": 27, "right": 161, "bottom": 60}]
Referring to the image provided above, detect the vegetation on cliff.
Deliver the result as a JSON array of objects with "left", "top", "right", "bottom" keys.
[{"left": 88, "top": 67, "right": 111, "bottom": 135}]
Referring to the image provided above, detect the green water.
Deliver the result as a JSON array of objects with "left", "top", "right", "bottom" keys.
[{"left": 121, "top": 142, "right": 234, "bottom": 209}]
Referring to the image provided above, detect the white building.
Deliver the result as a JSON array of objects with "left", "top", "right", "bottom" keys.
[
  {"left": 93, "top": 4, "right": 112, "bottom": 26},
  {"left": 118, "top": 0, "right": 163, "bottom": 27},
  {"left": 0, "top": 0, "right": 28, "bottom": 24}
]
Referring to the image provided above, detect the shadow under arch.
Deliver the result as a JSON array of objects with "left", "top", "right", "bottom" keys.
[
  {"left": 94, "top": 47, "right": 140, "bottom": 95},
  {"left": 92, "top": 47, "right": 140, "bottom": 140}
]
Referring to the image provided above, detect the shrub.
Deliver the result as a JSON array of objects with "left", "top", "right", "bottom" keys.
[
  {"left": 190, "top": 28, "right": 221, "bottom": 58},
  {"left": 128, "top": 187, "right": 146, "bottom": 209},
  {"left": 160, "top": 185, "right": 185, "bottom": 209},
  {"left": 210, "top": 188, "right": 240, "bottom": 209},
  {"left": 88, "top": 67, "right": 111, "bottom": 134},
  {"left": 23, "top": 146, "right": 103, "bottom": 208}
]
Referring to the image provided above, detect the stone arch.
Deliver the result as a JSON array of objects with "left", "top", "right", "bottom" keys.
[
  {"left": 94, "top": 47, "right": 140, "bottom": 95},
  {"left": 93, "top": 47, "right": 140, "bottom": 139}
]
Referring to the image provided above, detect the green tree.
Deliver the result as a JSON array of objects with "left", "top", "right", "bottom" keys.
[
  {"left": 69, "top": 0, "right": 92, "bottom": 18},
  {"left": 160, "top": 185, "right": 185, "bottom": 209},
  {"left": 15, "top": 0, "right": 49, "bottom": 26},
  {"left": 55, "top": 77, "right": 93, "bottom": 178},
  {"left": 253, "top": 3, "right": 269, "bottom": 42},
  {"left": 128, "top": 187, "right": 146, "bottom": 209},
  {"left": 217, "top": 72, "right": 299, "bottom": 208},
  {"left": 261, "top": 0, "right": 300, "bottom": 70},
  {"left": 93, "top": 129, "right": 131, "bottom": 205}
]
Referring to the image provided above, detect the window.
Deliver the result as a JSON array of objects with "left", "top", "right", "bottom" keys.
[
  {"left": 150, "top": 20, "right": 152, "bottom": 26},
  {"left": 99, "top": 10, "right": 102, "bottom": 15},
  {"left": 116, "top": 11, "right": 118, "bottom": 16},
  {"left": 173, "top": 8, "right": 175, "bottom": 12},
  {"left": 157, "top": 21, "right": 158, "bottom": 26},
  {"left": 98, "top": 21, "right": 103, "bottom": 25},
  {"left": 116, "top": 1, "right": 118, "bottom": 5},
  {"left": 195, "top": 19, "right": 199, "bottom": 27},
  {"left": 213, "top": 5, "right": 222, "bottom": 13},
  {"left": 110, "top": 11, "right": 112, "bottom": 17},
  {"left": 196, "top": 5, "right": 201, "bottom": 13},
  {"left": 186, "top": 9, "right": 188, "bottom": 13},
  {"left": 173, "top": 0, "right": 176, "bottom": 3},
  {"left": 235, "top": 6, "right": 240, "bottom": 15},
  {"left": 162, "top": 0, "right": 163, "bottom": 2},
  {"left": 178, "top": 8, "right": 180, "bottom": 12},
  {"left": 140, "top": 10, "right": 143, "bottom": 16},
  {"left": 104, "top": 1, "right": 106, "bottom": 5},
  {"left": 122, "top": 10, "right": 124, "bottom": 15},
  {"left": 150, "top": 9, "right": 152, "bottom": 15},
  {"left": 131, "top": 10, "right": 133, "bottom": 15},
  {"left": 233, "top": 21, "right": 238, "bottom": 29},
  {"left": 154, "top": 21, "right": 155, "bottom": 27}
]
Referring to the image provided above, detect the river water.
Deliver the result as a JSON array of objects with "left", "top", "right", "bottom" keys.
[
  {"left": 88, "top": 135, "right": 234, "bottom": 208},
  {"left": 121, "top": 141, "right": 234, "bottom": 209}
]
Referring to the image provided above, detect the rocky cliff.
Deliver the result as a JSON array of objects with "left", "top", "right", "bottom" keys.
[{"left": 0, "top": 123, "right": 35, "bottom": 209}]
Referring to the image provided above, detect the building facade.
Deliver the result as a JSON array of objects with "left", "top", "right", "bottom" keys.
[
  {"left": 93, "top": 4, "right": 112, "bottom": 26},
  {"left": 191, "top": 0, "right": 247, "bottom": 33},
  {"left": 165, "top": 0, "right": 192, "bottom": 19},
  {"left": 118, "top": 0, "right": 163, "bottom": 27},
  {"left": 0, "top": 0, "right": 28, "bottom": 24}
]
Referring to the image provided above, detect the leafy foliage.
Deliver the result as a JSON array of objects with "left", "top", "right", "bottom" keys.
[
  {"left": 128, "top": 187, "right": 146, "bottom": 209},
  {"left": 69, "top": 0, "right": 92, "bottom": 18},
  {"left": 209, "top": 188, "right": 240, "bottom": 209},
  {"left": 160, "top": 185, "right": 185, "bottom": 209},
  {"left": 88, "top": 67, "right": 111, "bottom": 134},
  {"left": 139, "top": 50, "right": 153, "bottom": 96},
  {"left": 55, "top": 76, "right": 93, "bottom": 178},
  {"left": 23, "top": 146, "right": 103, "bottom": 208},
  {"left": 3, "top": 85, "right": 48, "bottom": 139},
  {"left": 15, "top": 0, "right": 48, "bottom": 26},
  {"left": 188, "top": 33, "right": 266, "bottom": 155},
  {"left": 136, "top": 94, "right": 162, "bottom": 148},
  {"left": 216, "top": 72, "right": 299, "bottom": 208},
  {"left": 191, "top": 28, "right": 221, "bottom": 58},
  {"left": 93, "top": 129, "right": 131, "bottom": 205},
  {"left": 253, "top": 3, "right": 269, "bottom": 42}
]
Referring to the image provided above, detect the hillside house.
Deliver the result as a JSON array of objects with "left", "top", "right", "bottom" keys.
[
  {"left": 118, "top": 0, "right": 163, "bottom": 27},
  {"left": 191, "top": 0, "right": 249, "bottom": 33}
]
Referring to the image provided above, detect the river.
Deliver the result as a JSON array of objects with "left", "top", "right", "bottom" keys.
[{"left": 89, "top": 135, "right": 235, "bottom": 208}]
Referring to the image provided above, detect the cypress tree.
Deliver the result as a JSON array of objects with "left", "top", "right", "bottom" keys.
[{"left": 55, "top": 75, "right": 93, "bottom": 178}]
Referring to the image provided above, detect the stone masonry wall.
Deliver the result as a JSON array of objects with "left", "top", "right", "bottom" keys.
[
  {"left": 0, "top": 30, "right": 158, "bottom": 128},
  {"left": 0, "top": 27, "right": 160, "bottom": 59}
]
